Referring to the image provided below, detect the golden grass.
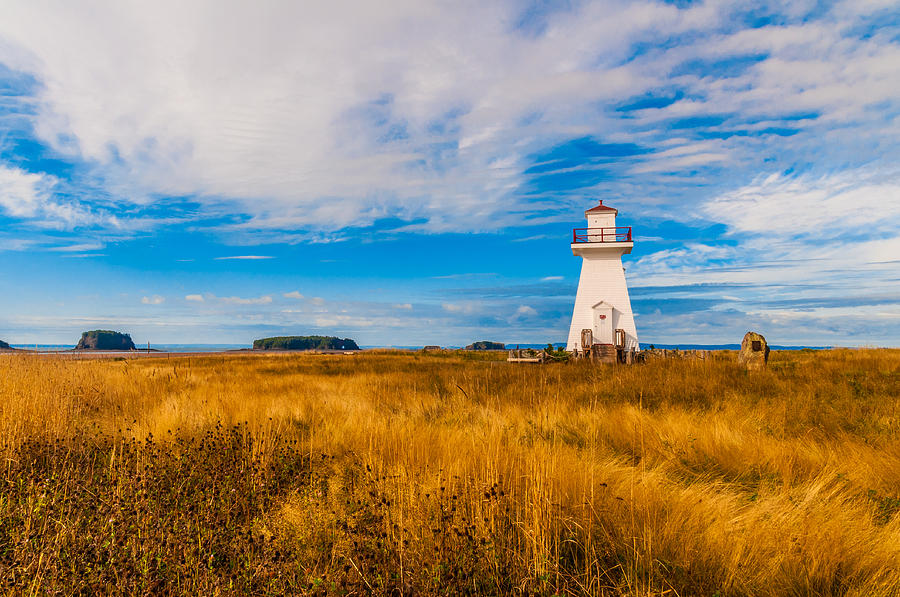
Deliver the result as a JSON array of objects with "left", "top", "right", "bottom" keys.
[{"left": 1, "top": 349, "right": 899, "bottom": 595}]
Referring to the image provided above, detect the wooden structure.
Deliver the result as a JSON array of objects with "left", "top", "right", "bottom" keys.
[
  {"left": 570, "top": 327, "right": 637, "bottom": 364},
  {"left": 639, "top": 348, "right": 712, "bottom": 361},
  {"left": 507, "top": 348, "right": 547, "bottom": 363}
]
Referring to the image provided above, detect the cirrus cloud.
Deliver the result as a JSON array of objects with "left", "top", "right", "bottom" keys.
[{"left": 0, "top": 0, "right": 895, "bottom": 236}]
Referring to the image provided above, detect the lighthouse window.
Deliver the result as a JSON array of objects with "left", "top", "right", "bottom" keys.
[{"left": 752, "top": 340, "right": 762, "bottom": 351}]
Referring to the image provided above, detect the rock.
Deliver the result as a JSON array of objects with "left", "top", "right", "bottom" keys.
[
  {"left": 465, "top": 341, "right": 505, "bottom": 350},
  {"left": 253, "top": 336, "right": 359, "bottom": 350},
  {"left": 0, "top": 339, "right": 11, "bottom": 350},
  {"left": 738, "top": 331, "right": 770, "bottom": 370},
  {"left": 76, "top": 330, "right": 136, "bottom": 351},
  {"left": 422, "top": 345, "right": 442, "bottom": 351}
]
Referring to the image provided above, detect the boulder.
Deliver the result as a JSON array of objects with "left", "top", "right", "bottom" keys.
[
  {"left": 738, "top": 331, "right": 769, "bottom": 370},
  {"left": 76, "top": 330, "right": 136, "bottom": 351},
  {"left": 465, "top": 341, "right": 505, "bottom": 350}
]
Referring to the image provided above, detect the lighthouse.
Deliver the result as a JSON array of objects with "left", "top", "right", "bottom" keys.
[{"left": 566, "top": 201, "right": 639, "bottom": 353}]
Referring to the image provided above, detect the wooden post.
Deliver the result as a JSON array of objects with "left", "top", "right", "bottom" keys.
[{"left": 581, "top": 329, "right": 593, "bottom": 351}]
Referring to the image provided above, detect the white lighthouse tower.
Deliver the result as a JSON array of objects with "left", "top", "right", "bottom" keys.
[{"left": 566, "top": 201, "right": 639, "bottom": 352}]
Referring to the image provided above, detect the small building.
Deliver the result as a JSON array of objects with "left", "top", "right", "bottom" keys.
[{"left": 566, "top": 201, "right": 639, "bottom": 352}]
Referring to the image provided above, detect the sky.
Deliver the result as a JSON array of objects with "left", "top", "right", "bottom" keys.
[{"left": 1, "top": 0, "right": 899, "bottom": 347}]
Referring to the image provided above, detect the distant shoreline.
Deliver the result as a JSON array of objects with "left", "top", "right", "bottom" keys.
[{"left": 4, "top": 343, "right": 858, "bottom": 355}]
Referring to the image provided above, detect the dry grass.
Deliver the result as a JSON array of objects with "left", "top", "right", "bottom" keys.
[{"left": 1, "top": 348, "right": 899, "bottom": 595}]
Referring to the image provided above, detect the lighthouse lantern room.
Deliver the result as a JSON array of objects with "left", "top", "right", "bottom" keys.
[{"left": 566, "top": 201, "right": 639, "bottom": 352}]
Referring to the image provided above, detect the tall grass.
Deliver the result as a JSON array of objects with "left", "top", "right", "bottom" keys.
[{"left": 1, "top": 349, "right": 899, "bottom": 594}]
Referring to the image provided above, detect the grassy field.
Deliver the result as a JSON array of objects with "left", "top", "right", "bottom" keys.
[{"left": 1, "top": 349, "right": 899, "bottom": 595}]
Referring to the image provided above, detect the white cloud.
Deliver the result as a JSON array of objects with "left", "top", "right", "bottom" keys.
[
  {"left": 393, "top": 303, "right": 412, "bottom": 310},
  {"left": 1, "top": 0, "right": 899, "bottom": 348},
  {"left": 541, "top": 276, "right": 563, "bottom": 281},
  {"left": 283, "top": 291, "right": 304, "bottom": 299},
  {"left": 632, "top": 244, "right": 734, "bottom": 276},
  {"left": 432, "top": 273, "right": 497, "bottom": 280},
  {"left": 0, "top": 238, "right": 36, "bottom": 251},
  {"left": 703, "top": 170, "right": 900, "bottom": 238},
  {"left": 630, "top": 151, "right": 729, "bottom": 174},
  {"left": 0, "top": 164, "right": 100, "bottom": 228},
  {"left": 1, "top": 1, "right": 893, "bottom": 235},
  {"left": 0, "top": 165, "right": 54, "bottom": 218},
  {"left": 214, "top": 255, "right": 273, "bottom": 260},
  {"left": 219, "top": 295, "right": 272, "bottom": 305},
  {"left": 49, "top": 242, "right": 105, "bottom": 252},
  {"left": 514, "top": 305, "right": 538, "bottom": 318},
  {"left": 512, "top": 235, "right": 552, "bottom": 242},
  {"left": 141, "top": 295, "right": 165, "bottom": 305},
  {"left": 314, "top": 316, "right": 373, "bottom": 328},
  {"left": 625, "top": 167, "right": 900, "bottom": 345},
  {"left": 442, "top": 302, "right": 479, "bottom": 314},
  {"left": 185, "top": 292, "right": 271, "bottom": 305}
]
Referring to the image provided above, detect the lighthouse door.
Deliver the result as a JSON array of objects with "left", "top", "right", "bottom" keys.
[{"left": 591, "top": 302, "right": 614, "bottom": 345}]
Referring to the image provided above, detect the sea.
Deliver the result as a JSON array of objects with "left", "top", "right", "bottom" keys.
[
  {"left": 11, "top": 343, "right": 836, "bottom": 353},
  {"left": 360, "top": 342, "right": 835, "bottom": 350},
  {"left": 370, "top": 343, "right": 836, "bottom": 350},
  {"left": 11, "top": 344, "right": 248, "bottom": 353},
  {"left": 633, "top": 343, "right": 835, "bottom": 351}
]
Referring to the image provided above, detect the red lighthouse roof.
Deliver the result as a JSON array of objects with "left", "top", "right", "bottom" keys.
[{"left": 585, "top": 200, "right": 617, "bottom": 215}]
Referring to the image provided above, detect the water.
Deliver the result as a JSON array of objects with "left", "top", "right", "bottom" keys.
[
  {"left": 639, "top": 343, "right": 834, "bottom": 351},
  {"left": 11, "top": 344, "right": 248, "bottom": 353},
  {"left": 10, "top": 343, "right": 836, "bottom": 353},
  {"left": 150, "top": 344, "right": 249, "bottom": 352},
  {"left": 363, "top": 343, "right": 836, "bottom": 351},
  {"left": 10, "top": 345, "right": 77, "bottom": 352}
]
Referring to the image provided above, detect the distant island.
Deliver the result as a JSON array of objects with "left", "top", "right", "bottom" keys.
[
  {"left": 0, "top": 339, "right": 12, "bottom": 351},
  {"left": 76, "top": 330, "right": 136, "bottom": 351},
  {"left": 253, "top": 336, "right": 360, "bottom": 351},
  {"left": 465, "top": 341, "right": 506, "bottom": 350}
]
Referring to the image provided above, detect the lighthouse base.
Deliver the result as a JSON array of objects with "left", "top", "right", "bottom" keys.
[{"left": 566, "top": 252, "right": 639, "bottom": 352}]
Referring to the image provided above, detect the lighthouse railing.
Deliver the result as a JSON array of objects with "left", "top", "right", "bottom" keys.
[{"left": 572, "top": 227, "right": 632, "bottom": 243}]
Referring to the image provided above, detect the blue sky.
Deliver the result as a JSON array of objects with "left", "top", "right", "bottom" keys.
[{"left": 1, "top": 0, "right": 899, "bottom": 346}]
